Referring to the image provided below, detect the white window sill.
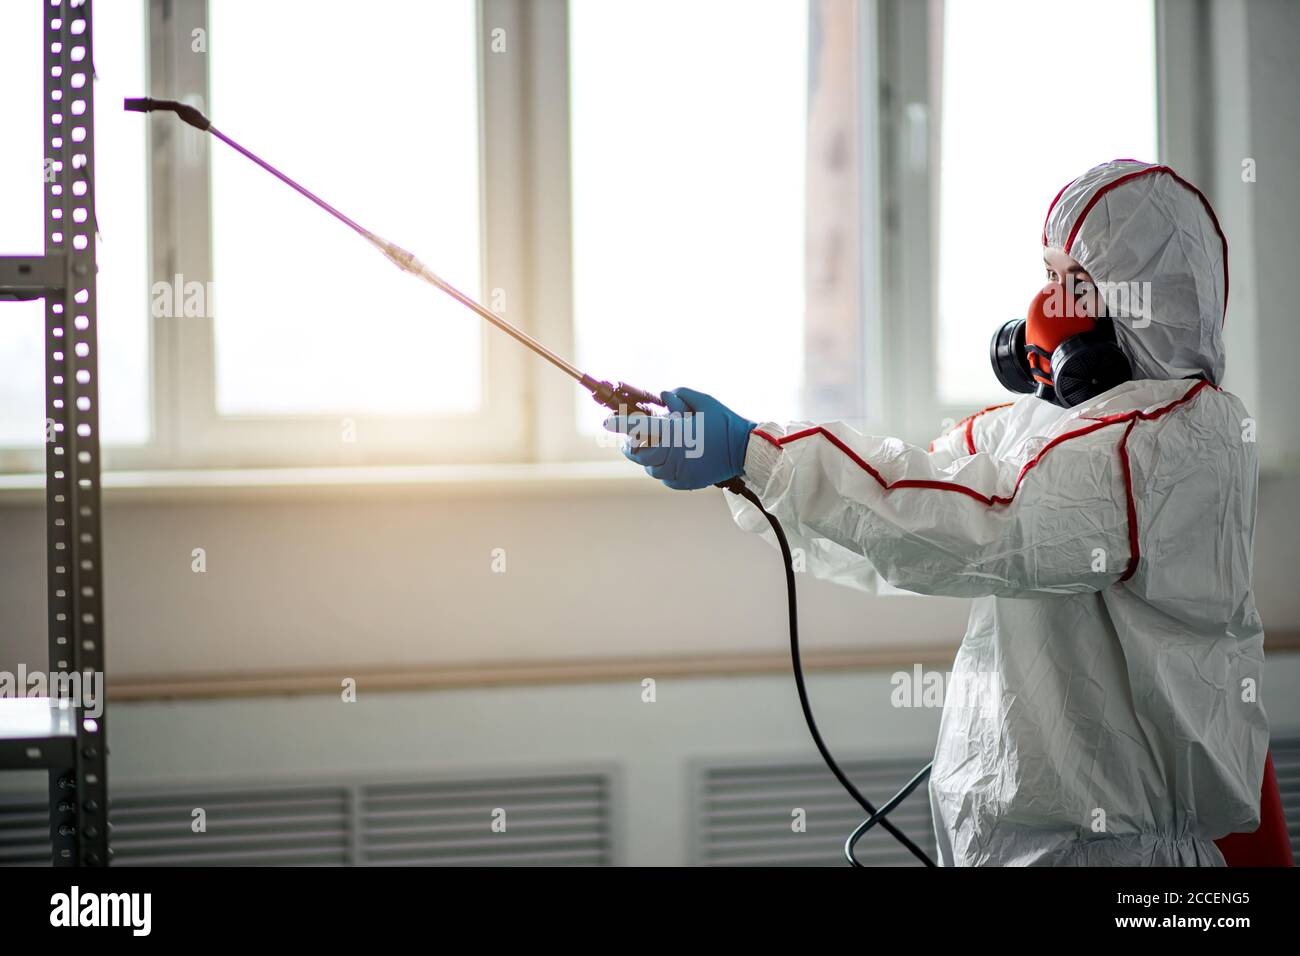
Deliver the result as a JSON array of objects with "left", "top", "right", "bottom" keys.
[{"left": 0, "top": 460, "right": 670, "bottom": 505}]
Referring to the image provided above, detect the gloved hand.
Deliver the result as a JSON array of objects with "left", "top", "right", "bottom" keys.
[{"left": 603, "top": 387, "right": 757, "bottom": 490}]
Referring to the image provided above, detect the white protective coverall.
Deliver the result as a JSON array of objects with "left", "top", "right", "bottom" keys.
[{"left": 728, "top": 160, "right": 1268, "bottom": 866}]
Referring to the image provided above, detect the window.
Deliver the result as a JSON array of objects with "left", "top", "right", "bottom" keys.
[
  {"left": 569, "top": 0, "right": 810, "bottom": 431},
  {"left": 93, "top": 0, "right": 151, "bottom": 445},
  {"left": 207, "top": 0, "right": 482, "bottom": 418},
  {"left": 0, "top": 0, "right": 149, "bottom": 451},
  {"left": 163, "top": 0, "right": 524, "bottom": 467},
  {"left": 0, "top": 1, "right": 1169, "bottom": 476},
  {"left": 0, "top": 0, "right": 45, "bottom": 449},
  {"left": 935, "top": 0, "right": 1158, "bottom": 407}
]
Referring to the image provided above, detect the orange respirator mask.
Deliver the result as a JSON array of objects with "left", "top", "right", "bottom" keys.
[{"left": 989, "top": 280, "right": 1132, "bottom": 407}]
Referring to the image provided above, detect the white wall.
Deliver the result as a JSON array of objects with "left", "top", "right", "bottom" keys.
[
  {"left": 0, "top": 479, "right": 976, "bottom": 677},
  {"left": 1, "top": 473, "right": 1298, "bottom": 678}
]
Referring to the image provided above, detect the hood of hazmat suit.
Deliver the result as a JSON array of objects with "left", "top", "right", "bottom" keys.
[{"left": 729, "top": 160, "right": 1267, "bottom": 866}]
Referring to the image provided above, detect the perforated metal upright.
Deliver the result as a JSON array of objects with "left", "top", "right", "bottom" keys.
[{"left": 0, "top": 0, "right": 109, "bottom": 866}]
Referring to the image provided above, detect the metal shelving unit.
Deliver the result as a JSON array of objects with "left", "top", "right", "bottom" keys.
[{"left": 0, "top": 0, "right": 110, "bottom": 866}]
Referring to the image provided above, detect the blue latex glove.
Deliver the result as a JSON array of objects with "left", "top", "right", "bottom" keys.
[{"left": 603, "top": 387, "right": 757, "bottom": 491}]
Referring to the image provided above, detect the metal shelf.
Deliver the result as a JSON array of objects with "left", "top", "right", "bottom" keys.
[
  {"left": 0, "top": 0, "right": 110, "bottom": 866},
  {"left": 0, "top": 699, "right": 78, "bottom": 770}
]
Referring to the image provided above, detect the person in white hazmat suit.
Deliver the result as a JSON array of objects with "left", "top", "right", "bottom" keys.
[{"left": 605, "top": 160, "right": 1268, "bottom": 866}]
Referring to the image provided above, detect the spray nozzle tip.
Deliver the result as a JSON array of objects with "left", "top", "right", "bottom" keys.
[{"left": 123, "top": 96, "right": 212, "bottom": 131}]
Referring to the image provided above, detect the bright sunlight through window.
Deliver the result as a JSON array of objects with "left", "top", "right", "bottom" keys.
[
  {"left": 569, "top": 0, "right": 809, "bottom": 431},
  {"left": 209, "top": 0, "right": 481, "bottom": 417},
  {"left": 937, "top": 0, "right": 1157, "bottom": 406}
]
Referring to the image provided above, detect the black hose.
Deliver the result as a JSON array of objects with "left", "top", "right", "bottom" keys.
[
  {"left": 720, "top": 479, "right": 937, "bottom": 867},
  {"left": 844, "top": 761, "right": 934, "bottom": 866}
]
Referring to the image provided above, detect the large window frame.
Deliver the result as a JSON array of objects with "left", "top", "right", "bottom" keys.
[
  {"left": 156, "top": 0, "right": 534, "bottom": 470},
  {"left": 0, "top": 0, "right": 1189, "bottom": 476}
]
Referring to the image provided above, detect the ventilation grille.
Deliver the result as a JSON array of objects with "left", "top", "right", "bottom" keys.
[
  {"left": 696, "top": 756, "right": 938, "bottom": 866},
  {"left": 112, "top": 787, "right": 351, "bottom": 866},
  {"left": 0, "top": 772, "right": 612, "bottom": 866},
  {"left": 360, "top": 775, "right": 609, "bottom": 866},
  {"left": 0, "top": 797, "right": 53, "bottom": 867}
]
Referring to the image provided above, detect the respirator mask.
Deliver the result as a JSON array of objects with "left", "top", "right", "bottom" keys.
[{"left": 989, "top": 276, "right": 1132, "bottom": 407}]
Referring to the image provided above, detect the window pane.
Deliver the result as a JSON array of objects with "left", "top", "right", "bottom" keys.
[
  {"left": 0, "top": 1, "right": 149, "bottom": 448},
  {"left": 209, "top": 0, "right": 481, "bottom": 417},
  {"left": 936, "top": 0, "right": 1157, "bottom": 406},
  {"left": 94, "top": 0, "right": 151, "bottom": 445},
  {"left": 0, "top": 0, "right": 44, "bottom": 448},
  {"left": 570, "top": 0, "right": 808, "bottom": 431}
]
